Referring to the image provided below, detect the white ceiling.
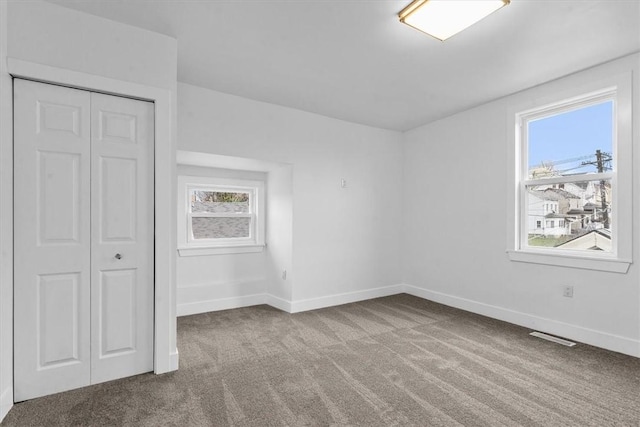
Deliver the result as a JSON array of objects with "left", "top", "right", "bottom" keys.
[{"left": 45, "top": 0, "right": 640, "bottom": 131}]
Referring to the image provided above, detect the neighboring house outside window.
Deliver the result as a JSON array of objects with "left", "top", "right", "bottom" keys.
[{"left": 177, "top": 176, "right": 265, "bottom": 256}]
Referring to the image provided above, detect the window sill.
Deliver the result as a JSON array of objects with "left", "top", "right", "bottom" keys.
[
  {"left": 178, "top": 244, "right": 265, "bottom": 257},
  {"left": 507, "top": 250, "right": 631, "bottom": 274}
]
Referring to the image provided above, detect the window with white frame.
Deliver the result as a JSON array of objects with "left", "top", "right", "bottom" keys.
[
  {"left": 177, "top": 176, "right": 265, "bottom": 256},
  {"left": 508, "top": 72, "right": 633, "bottom": 273},
  {"left": 519, "top": 92, "right": 614, "bottom": 252}
]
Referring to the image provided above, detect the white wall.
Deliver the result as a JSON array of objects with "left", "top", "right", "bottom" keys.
[
  {"left": 266, "top": 165, "right": 294, "bottom": 307},
  {"left": 178, "top": 82, "right": 404, "bottom": 309},
  {"left": 1, "top": 2, "right": 178, "bottom": 421},
  {"left": 8, "top": 1, "right": 176, "bottom": 90},
  {"left": 176, "top": 165, "right": 269, "bottom": 315},
  {"left": 402, "top": 54, "right": 640, "bottom": 357},
  {"left": 0, "top": 0, "right": 13, "bottom": 420}
]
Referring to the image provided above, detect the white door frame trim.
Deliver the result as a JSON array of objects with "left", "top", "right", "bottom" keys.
[{"left": 7, "top": 58, "right": 178, "bottom": 377}]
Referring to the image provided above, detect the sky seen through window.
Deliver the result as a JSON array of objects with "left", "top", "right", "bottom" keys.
[{"left": 528, "top": 101, "right": 613, "bottom": 175}]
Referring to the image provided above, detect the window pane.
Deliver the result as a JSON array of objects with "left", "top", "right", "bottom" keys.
[
  {"left": 526, "top": 180, "right": 612, "bottom": 252},
  {"left": 190, "top": 190, "right": 250, "bottom": 213},
  {"left": 192, "top": 217, "right": 251, "bottom": 239},
  {"left": 528, "top": 101, "right": 613, "bottom": 179}
]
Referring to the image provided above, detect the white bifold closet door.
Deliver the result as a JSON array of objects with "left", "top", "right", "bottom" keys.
[{"left": 14, "top": 79, "right": 154, "bottom": 402}]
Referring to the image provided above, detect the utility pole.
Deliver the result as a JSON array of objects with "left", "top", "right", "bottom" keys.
[{"left": 582, "top": 149, "right": 611, "bottom": 228}]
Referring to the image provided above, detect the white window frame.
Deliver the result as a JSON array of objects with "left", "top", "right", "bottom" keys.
[
  {"left": 177, "top": 176, "right": 265, "bottom": 256},
  {"left": 507, "top": 72, "right": 632, "bottom": 273}
]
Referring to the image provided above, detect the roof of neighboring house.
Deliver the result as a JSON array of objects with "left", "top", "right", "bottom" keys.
[
  {"left": 545, "top": 213, "right": 568, "bottom": 219},
  {"left": 528, "top": 188, "right": 581, "bottom": 201},
  {"left": 595, "top": 228, "right": 612, "bottom": 238},
  {"left": 527, "top": 189, "right": 558, "bottom": 201},
  {"left": 543, "top": 188, "right": 581, "bottom": 199},
  {"left": 566, "top": 209, "right": 585, "bottom": 215},
  {"left": 563, "top": 181, "right": 589, "bottom": 190},
  {"left": 555, "top": 229, "right": 612, "bottom": 251}
]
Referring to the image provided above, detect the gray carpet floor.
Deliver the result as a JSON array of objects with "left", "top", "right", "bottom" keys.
[{"left": 3, "top": 294, "right": 640, "bottom": 426}]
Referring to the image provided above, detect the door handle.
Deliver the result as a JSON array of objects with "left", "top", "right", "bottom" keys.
[{"left": 114, "top": 253, "right": 123, "bottom": 260}]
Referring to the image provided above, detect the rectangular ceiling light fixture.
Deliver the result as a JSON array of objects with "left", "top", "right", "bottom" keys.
[{"left": 399, "top": 0, "right": 510, "bottom": 41}]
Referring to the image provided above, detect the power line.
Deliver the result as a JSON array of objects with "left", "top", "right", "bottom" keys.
[{"left": 541, "top": 154, "right": 595, "bottom": 166}]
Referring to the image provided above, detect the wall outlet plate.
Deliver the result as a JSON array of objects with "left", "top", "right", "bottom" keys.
[{"left": 563, "top": 285, "right": 574, "bottom": 298}]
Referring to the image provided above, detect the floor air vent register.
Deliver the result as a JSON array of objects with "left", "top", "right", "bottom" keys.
[{"left": 529, "top": 331, "right": 577, "bottom": 347}]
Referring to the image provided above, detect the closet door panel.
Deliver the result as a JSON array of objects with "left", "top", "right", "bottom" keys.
[
  {"left": 99, "top": 156, "right": 137, "bottom": 242},
  {"left": 99, "top": 269, "right": 137, "bottom": 356},
  {"left": 14, "top": 79, "right": 92, "bottom": 401},
  {"left": 90, "top": 92, "right": 154, "bottom": 384}
]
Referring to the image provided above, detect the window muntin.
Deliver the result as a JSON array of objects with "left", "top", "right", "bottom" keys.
[{"left": 519, "top": 92, "right": 616, "bottom": 254}]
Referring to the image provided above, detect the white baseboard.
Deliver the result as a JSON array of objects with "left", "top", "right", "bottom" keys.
[
  {"left": 177, "top": 293, "right": 266, "bottom": 317},
  {"left": 289, "top": 284, "right": 404, "bottom": 313},
  {"left": 155, "top": 348, "right": 180, "bottom": 374},
  {"left": 169, "top": 349, "right": 179, "bottom": 372},
  {"left": 403, "top": 284, "right": 640, "bottom": 358},
  {"left": 0, "top": 386, "right": 12, "bottom": 423},
  {"left": 177, "top": 284, "right": 405, "bottom": 316},
  {"left": 177, "top": 285, "right": 405, "bottom": 316},
  {"left": 265, "top": 294, "right": 293, "bottom": 313}
]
